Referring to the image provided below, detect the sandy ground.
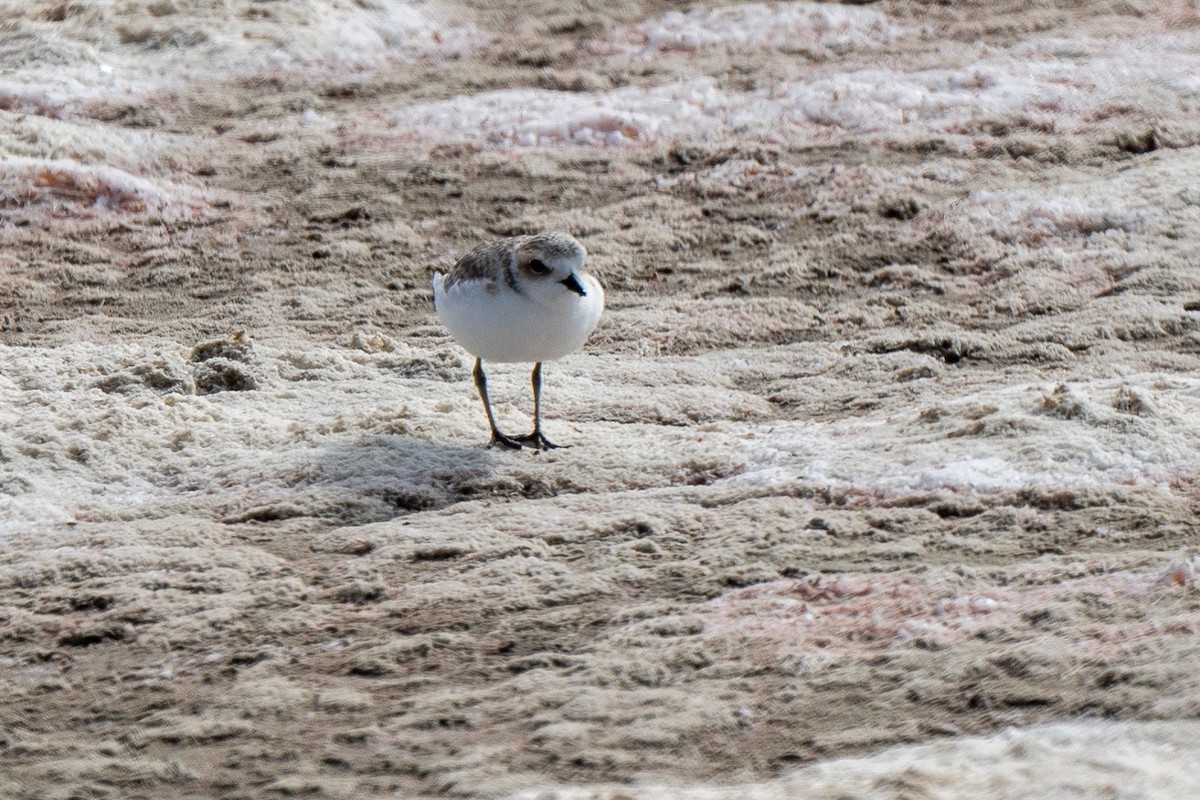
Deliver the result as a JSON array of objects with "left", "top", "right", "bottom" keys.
[{"left": 2, "top": 1, "right": 1200, "bottom": 798}]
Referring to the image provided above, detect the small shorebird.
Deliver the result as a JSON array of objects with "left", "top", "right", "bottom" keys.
[{"left": 432, "top": 232, "right": 604, "bottom": 450}]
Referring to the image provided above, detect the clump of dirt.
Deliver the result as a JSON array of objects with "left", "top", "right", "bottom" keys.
[{"left": 190, "top": 330, "right": 263, "bottom": 393}]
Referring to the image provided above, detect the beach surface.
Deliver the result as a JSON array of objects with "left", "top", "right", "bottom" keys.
[{"left": 2, "top": 2, "right": 1199, "bottom": 797}]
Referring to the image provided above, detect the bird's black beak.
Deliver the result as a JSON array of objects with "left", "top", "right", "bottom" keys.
[{"left": 560, "top": 273, "right": 587, "bottom": 297}]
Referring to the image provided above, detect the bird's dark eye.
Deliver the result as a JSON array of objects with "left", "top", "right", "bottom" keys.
[{"left": 528, "top": 259, "right": 550, "bottom": 275}]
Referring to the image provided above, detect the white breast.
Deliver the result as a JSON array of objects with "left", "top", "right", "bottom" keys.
[{"left": 433, "top": 272, "right": 604, "bottom": 363}]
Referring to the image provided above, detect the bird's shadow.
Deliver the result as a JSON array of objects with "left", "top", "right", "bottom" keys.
[
  {"left": 222, "top": 434, "right": 498, "bottom": 527},
  {"left": 317, "top": 434, "right": 501, "bottom": 521}
]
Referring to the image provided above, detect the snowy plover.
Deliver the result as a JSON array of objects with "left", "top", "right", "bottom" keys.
[{"left": 433, "top": 232, "right": 605, "bottom": 450}]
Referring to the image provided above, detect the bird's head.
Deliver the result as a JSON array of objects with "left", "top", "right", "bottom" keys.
[{"left": 515, "top": 232, "right": 589, "bottom": 303}]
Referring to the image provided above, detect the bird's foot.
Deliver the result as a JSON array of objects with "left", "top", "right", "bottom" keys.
[
  {"left": 487, "top": 430, "right": 525, "bottom": 450},
  {"left": 515, "top": 430, "right": 567, "bottom": 451}
]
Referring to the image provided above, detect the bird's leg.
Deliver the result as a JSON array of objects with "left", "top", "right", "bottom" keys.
[
  {"left": 473, "top": 358, "right": 522, "bottom": 450},
  {"left": 516, "top": 361, "right": 564, "bottom": 450}
]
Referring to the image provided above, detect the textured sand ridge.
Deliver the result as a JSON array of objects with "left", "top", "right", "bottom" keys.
[{"left": 2, "top": 1, "right": 1200, "bottom": 798}]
